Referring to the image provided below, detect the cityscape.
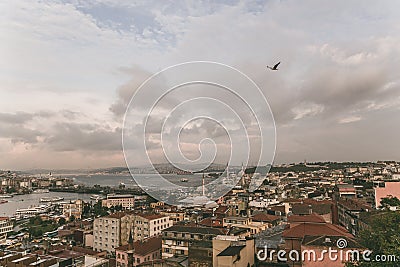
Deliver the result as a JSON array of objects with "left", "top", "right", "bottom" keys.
[
  {"left": 2, "top": 1, "right": 400, "bottom": 267},
  {"left": 0, "top": 161, "right": 400, "bottom": 266}
]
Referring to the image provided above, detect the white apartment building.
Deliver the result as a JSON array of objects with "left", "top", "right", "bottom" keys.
[
  {"left": 93, "top": 212, "right": 172, "bottom": 253},
  {"left": 0, "top": 217, "right": 13, "bottom": 244},
  {"left": 133, "top": 214, "right": 173, "bottom": 241},
  {"left": 102, "top": 194, "right": 135, "bottom": 209},
  {"left": 93, "top": 213, "right": 124, "bottom": 253}
]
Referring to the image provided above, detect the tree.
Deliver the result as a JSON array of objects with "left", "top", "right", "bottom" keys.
[
  {"left": 58, "top": 217, "right": 66, "bottom": 226},
  {"left": 348, "top": 212, "right": 400, "bottom": 266},
  {"left": 379, "top": 196, "right": 400, "bottom": 210},
  {"left": 82, "top": 203, "right": 91, "bottom": 216},
  {"left": 69, "top": 215, "right": 76, "bottom": 222}
]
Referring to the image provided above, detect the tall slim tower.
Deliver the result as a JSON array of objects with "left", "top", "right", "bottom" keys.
[{"left": 202, "top": 171, "right": 205, "bottom": 196}]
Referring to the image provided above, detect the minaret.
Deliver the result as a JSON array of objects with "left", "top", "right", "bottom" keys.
[
  {"left": 127, "top": 230, "right": 134, "bottom": 266},
  {"left": 128, "top": 230, "right": 134, "bottom": 250},
  {"left": 202, "top": 171, "right": 205, "bottom": 196}
]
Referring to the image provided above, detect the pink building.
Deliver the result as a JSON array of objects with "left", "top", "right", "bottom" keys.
[
  {"left": 115, "top": 235, "right": 162, "bottom": 267},
  {"left": 375, "top": 181, "right": 400, "bottom": 208}
]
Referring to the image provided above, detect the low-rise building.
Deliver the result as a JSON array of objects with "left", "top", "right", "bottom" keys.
[
  {"left": 63, "top": 199, "right": 83, "bottom": 219},
  {"left": 212, "top": 235, "right": 255, "bottom": 267},
  {"left": 162, "top": 225, "right": 225, "bottom": 259},
  {"left": 116, "top": 235, "right": 162, "bottom": 267},
  {"left": 374, "top": 181, "right": 400, "bottom": 208},
  {"left": 102, "top": 194, "right": 135, "bottom": 209},
  {"left": 0, "top": 217, "right": 12, "bottom": 244}
]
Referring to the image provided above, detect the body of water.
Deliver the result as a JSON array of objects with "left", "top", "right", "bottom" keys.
[
  {"left": 71, "top": 173, "right": 217, "bottom": 188},
  {"left": 0, "top": 173, "right": 220, "bottom": 217},
  {"left": 0, "top": 192, "right": 93, "bottom": 217}
]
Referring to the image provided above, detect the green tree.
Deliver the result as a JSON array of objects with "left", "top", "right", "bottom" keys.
[
  {"left": 380, "top": 196, "right": 400, "bottom": 210},
  {"left": 58, "top": 217, "right": 66, "bottom": 226},
  {"left": 348, "top": 212, "right": 400, "bottom": 266}
]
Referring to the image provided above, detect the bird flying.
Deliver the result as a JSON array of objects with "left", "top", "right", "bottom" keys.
[{"left": 267, "top": 62, "right": 281, "bottom": 70}]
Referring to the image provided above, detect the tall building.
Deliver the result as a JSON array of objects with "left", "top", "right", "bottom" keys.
[
  {"left": 93, "top": 212, "right": 172, "bottom": 253},
  {"left": 132, "top": 214, "right": 173, "bottom": 241},
  {"left": 0, "top": 217, "right": 12, "bottom": 245},
  {"left": 93, "top": 212, "right": 126, "bottom": 253}
]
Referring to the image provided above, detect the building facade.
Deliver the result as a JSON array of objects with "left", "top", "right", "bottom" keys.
[
  {"left": 0, "top": 217, "right": 12, "bottom": 244},
  {"left": 102, "top": 194, "right": 135, "bottom": 209}
]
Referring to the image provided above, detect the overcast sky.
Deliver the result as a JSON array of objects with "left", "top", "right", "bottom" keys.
[{"left": 1, "top": 0, "right": 400, "bottom": 170}]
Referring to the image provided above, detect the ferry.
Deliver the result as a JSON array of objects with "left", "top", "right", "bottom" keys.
[
  {"left": 15, "top": 205, "right": 50, "bottom": 219},
  {"left": 32, "top": 189, "right": 50, "bottom": 194},
  {"left": 40, "top": 196, "right": 64, "bottom": 203},
  {"left": 90, "top": 194, "right": 104, "bottom": 201}
]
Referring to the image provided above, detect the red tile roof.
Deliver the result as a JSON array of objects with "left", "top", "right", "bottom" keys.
[
  {"left": 199, "top": 217, "right": 223, "bottom": 228},
  {"left": 138, "top": 214, "right": 167, "bottom": 220},
  {"left": 283, "top": 222, "right": 352, "bottom": 239},
  {"left": 288, "top": 214, "right": 326, "bottom": 224},
  {"left": 252, "top": 213, "right": 281, "bottom": 222},
  {"left": 116, "top": 236, "right": 162, "bottom": 256}
]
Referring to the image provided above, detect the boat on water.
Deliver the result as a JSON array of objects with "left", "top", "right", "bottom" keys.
[
  {"left": 0, "top": 195, "right": 13, "bottom": 198},
  {"left": 40, "top": 196, "right": 64, "bottom": 203},
  {"left": 90, "top": 194, "right": 104, "bottom": 201},
  {"left": 0, "top": 199, "right": 8, "bottom": 204},
  {"left": 180, "top": 178, "right": 189, "bottom": 182},
  {"left": 32, "top": 189, "right": 50, "bottom": 194},
  {"left": 15, "top": 205, "right": 50, "bottom": 219}
]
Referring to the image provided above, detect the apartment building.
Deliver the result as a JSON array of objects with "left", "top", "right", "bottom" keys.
[
  {"left": 102, "top": 194, "right": 135, "bottom": 209},
  {"left": 0, "top": 217, "right": 12, "bottom": 244},
  {"left": 131, "top": 214, "right": 173, "bottom": 241},
  {"left": 94, "top": 212, "right": 171, "bottom": 253},
  {"left": 93, "top": 212, "right": 126, "bottom": 253},
  {"left": 115, "top": 235, "right": 162, "bottom": 267},
  {"left": 62, "top": 199, "right": 83, "bottom": 219},
  {"left": 162, "top": 225, "right": 225, "bottom": 258},
  {"left": 212, "top": 235, "right": 255, "bottom": 267}
]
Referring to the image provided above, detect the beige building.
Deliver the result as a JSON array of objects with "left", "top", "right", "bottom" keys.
[
  {"left": 102, "top": 194, "right": 135, "bottom": 209},
  {"left": 162, "top": 225, "right": 225, "bottom": 259},
  {"left": 63, "top": 199, "right": 83, "bottom": 219},
  {"left": 223, "top": 216, "right": 268, "bottom": 235},
  {"left": 212, "top": 235, "right": 254, "bottom": 267},
  {"left": 0, "top": 217, "right": 13, "bottom": 244},
  {"left": 94, "top": 212, "right": 172, "bottom": 253},
  {"left": 132, "top": 214, "right": 172, "bottom": 241},
  {"left": 93, "top": 212, "right": 125, "bottom": 253},
  {"left": 159, "top": 211, "right": 188, "bottom": 224}
]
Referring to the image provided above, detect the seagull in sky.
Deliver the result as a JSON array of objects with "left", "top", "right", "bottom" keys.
[{"left": 267, "top": 61, "right": 281, "bottom": 70}]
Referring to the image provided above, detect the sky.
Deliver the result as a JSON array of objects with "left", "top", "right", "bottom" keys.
[{"left": 1, "top": 0, "right": 400, "bottom": 170}]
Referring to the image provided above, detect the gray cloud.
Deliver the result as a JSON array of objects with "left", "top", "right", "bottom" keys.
[
  {"left": 45, "top": 122, "right": 122, "bottom": 152},
  {"left": 2, "top": 0, "right": 400, "bottom": 169}
]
